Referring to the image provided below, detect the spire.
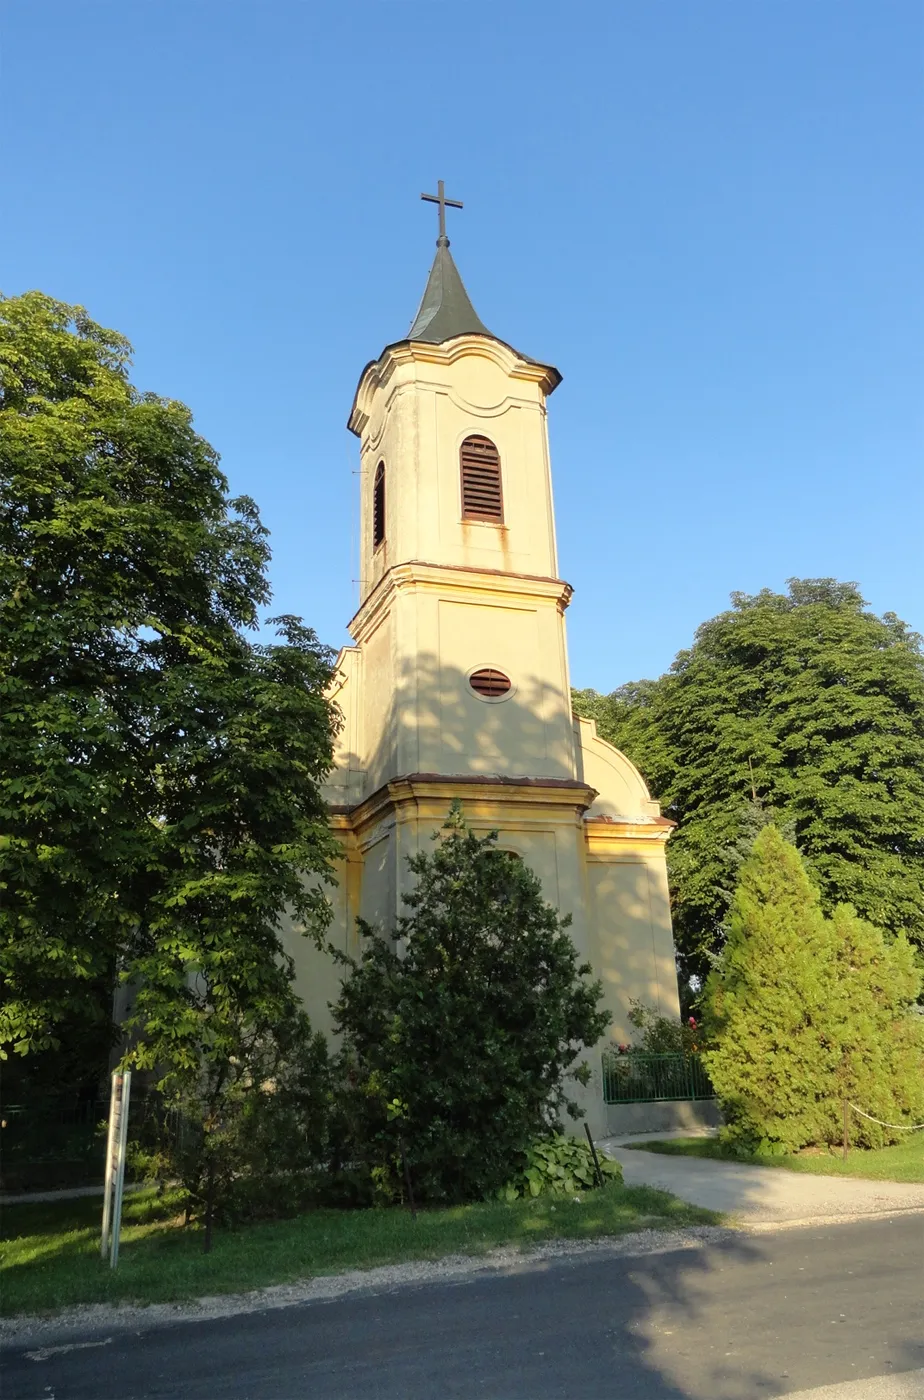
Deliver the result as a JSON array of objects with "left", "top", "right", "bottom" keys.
[
  {"left": 407, "top": 238, "right": 491, "bottom": 343},
  {"left": 408, "top": 179, "right": 491, "bottom": 344}
]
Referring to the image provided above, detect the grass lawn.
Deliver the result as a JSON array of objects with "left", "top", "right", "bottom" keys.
[
  {"left": 623, "top": 1134, "right": 924, "bottom": 1183},
  {"left": 1, "top": 1183, "right": 719, "bottom": 1319}
]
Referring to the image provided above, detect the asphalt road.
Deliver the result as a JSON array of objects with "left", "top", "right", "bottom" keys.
[{"left": 3, "top": 1217, "right": 923, "bottom": 1400}]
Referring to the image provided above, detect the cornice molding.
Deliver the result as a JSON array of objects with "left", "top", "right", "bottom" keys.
[
  {"left": 349, "top": 334, "right": 560, "bottom": 437},
  {"left": 339, "top": 772, "right": 598, "bottom": 840},
  {"left": 349, "top": 560, "right": 573, "bottom": 641},
  {"left": 584, "top": 816, "right": 675, "bottom": 855}
]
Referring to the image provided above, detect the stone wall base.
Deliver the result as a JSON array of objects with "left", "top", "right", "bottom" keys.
[{"left": 603, "top": 1099, "right": 723, "bottom": 1138}]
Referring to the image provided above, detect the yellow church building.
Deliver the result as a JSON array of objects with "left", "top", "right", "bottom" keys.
[{"left": 287, "top": 186, "right": 683, "bottom": 1135}]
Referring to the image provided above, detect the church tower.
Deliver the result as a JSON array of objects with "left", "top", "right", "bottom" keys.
[{"left": 287, "top": 185, "right": 682, "bottom": 1134}]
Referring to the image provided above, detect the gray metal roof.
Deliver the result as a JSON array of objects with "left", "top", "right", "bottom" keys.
[{"left": 407, "top": 236, "right": 491, "bottom": 343}]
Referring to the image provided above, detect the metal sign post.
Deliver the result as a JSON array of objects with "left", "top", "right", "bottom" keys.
[
  {"left": 100, "top": 1073, "right": 120, "bottom": 1261},
  {"left": 101, "top": 1070, "right": 131, "bottom": 1268}
]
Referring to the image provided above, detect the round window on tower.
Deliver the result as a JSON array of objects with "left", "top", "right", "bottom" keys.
[{"left": 469, "top": 667, "right": 513, "bottom": 701}]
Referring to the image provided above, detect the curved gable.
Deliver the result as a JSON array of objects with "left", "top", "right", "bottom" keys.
[{"left": 573, "top": 715, "right": 662, "bottom": 821}]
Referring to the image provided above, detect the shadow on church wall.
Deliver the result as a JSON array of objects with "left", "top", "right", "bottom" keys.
[{"left": 286, "top": 650, "right": 677, "bottom": 1046}]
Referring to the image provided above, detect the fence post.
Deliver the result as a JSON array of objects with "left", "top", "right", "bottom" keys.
[
  {"left": 843, "top": 1099, "right": 849, "bottom": 1161},
  {"left": 398, "top": 1135, "right": 417, "bottom": 1220},
  {"left": 584, "top": 1122, "right": 605, "bottom": 1189}
]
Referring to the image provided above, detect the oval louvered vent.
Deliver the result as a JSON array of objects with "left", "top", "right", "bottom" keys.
[
  {"left": 460, "top": 435, "right": 503, "bottom": 523},
  {"left": 470, "top": 668, "right": 512, "bottom": 699}
]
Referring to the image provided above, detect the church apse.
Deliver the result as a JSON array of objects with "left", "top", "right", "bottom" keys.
[{"left": 284, "top": 185, "right": 682, "bottom": 1135}]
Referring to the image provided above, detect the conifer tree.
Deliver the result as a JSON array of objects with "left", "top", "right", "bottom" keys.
[
  {"left": 825, "top": 906, "right": 924, "bottom": 1148},
  {"left": 703, "top": 825, "right": 924, "bottom": 1153},
  {"left": 702, "top": 825, "right": 838, "bottom": 1152}
]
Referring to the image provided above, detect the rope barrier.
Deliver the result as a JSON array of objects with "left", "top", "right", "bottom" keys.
[{"left": 848, "top": 1103, "right": 924, "bottom": 1132}]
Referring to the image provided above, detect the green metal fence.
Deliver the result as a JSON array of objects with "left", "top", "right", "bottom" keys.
[
  {"left": 602, "top": 1051, "right": 715, "bottom": 1105},
  {"left": 0, "top": 1098, "right": 107, "bottom": 1192},
  {"left": 0, "top": 1092, "right": 175, "bottom": 1193}
]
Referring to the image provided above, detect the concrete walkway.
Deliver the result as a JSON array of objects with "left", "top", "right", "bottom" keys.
[
  {"left": 600, "top": 1133, "right": 924, "bottom": 1224},
  {"left": 0, "top": 1181, "right": 146, "bottom": 1206}
]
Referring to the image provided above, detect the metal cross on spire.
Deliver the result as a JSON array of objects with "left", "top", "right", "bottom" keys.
[{"left": 421, "top": 179, "right": 463, "bottom": 245}]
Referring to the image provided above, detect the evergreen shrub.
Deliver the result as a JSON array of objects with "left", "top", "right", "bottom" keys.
[
  {"left": 824, "top": 905, "right": 924, "bottom": 1148},
  {"left": 332, "top": 806, "right": 610, "bottom": 1204},
  {"left": 703, "top": 825, "right": 924, "bottom": 1153}
]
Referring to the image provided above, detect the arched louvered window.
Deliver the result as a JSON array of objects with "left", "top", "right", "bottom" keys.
[
  {"left": 460, "top": 435, "right": 503, "bottom": 523},
  {"left": 373, "top": 461, "right": 386, "bottom": 548}
]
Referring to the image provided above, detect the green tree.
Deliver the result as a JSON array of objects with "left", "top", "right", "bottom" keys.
[
  {"left": 332, "top": 807, "right": 610, "bottom": 1204},
  {"left": 0, "top": 292, "right": 338, "bottom": 1091},
  {"left": 702, "top": 825, "right": 841, "bottom": 1152},
  {"left": 702, "top": 825, "right": 924, "bottom": 1153},
  {"left": 574, "top": 579, "right": 924, "bottom": 984},
  {"left": 825, "top": 905, "right": 924, "bottom": 1148}
]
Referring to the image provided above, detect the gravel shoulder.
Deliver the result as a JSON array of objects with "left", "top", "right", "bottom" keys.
[{"left": 0, "top": 1223, "right": 737, "bottom": 1348}]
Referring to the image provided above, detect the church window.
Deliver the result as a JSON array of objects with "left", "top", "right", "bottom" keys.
[
  {"left": 460, "top": 435, "right": 503, "bottom": 523},
  {"left": 469, "top": 667, "right": 512, "bottom": 699},
  {"left": 373, "top": 461, "right": 386, "bottom": 548}
]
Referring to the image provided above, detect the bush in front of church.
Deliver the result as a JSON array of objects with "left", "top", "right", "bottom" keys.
[
  {"left": 139, "top": 1005, "right": 336, "bottom": 1231},
  {"left": 331, "top": 805, "right": 611, "bottom": 1205}
]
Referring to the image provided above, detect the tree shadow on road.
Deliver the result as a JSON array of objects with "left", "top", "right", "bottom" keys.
[
  {"left": 5, "top": 1220, "right": 923, "bottom": 1398},
  {"left": 0, "top": 1228, "right": 867, "bottom": 1400}
]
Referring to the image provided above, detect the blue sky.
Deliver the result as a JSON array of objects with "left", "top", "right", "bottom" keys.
[{"left": 4, "top": 1, "right": 922, "bottom": 691}]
